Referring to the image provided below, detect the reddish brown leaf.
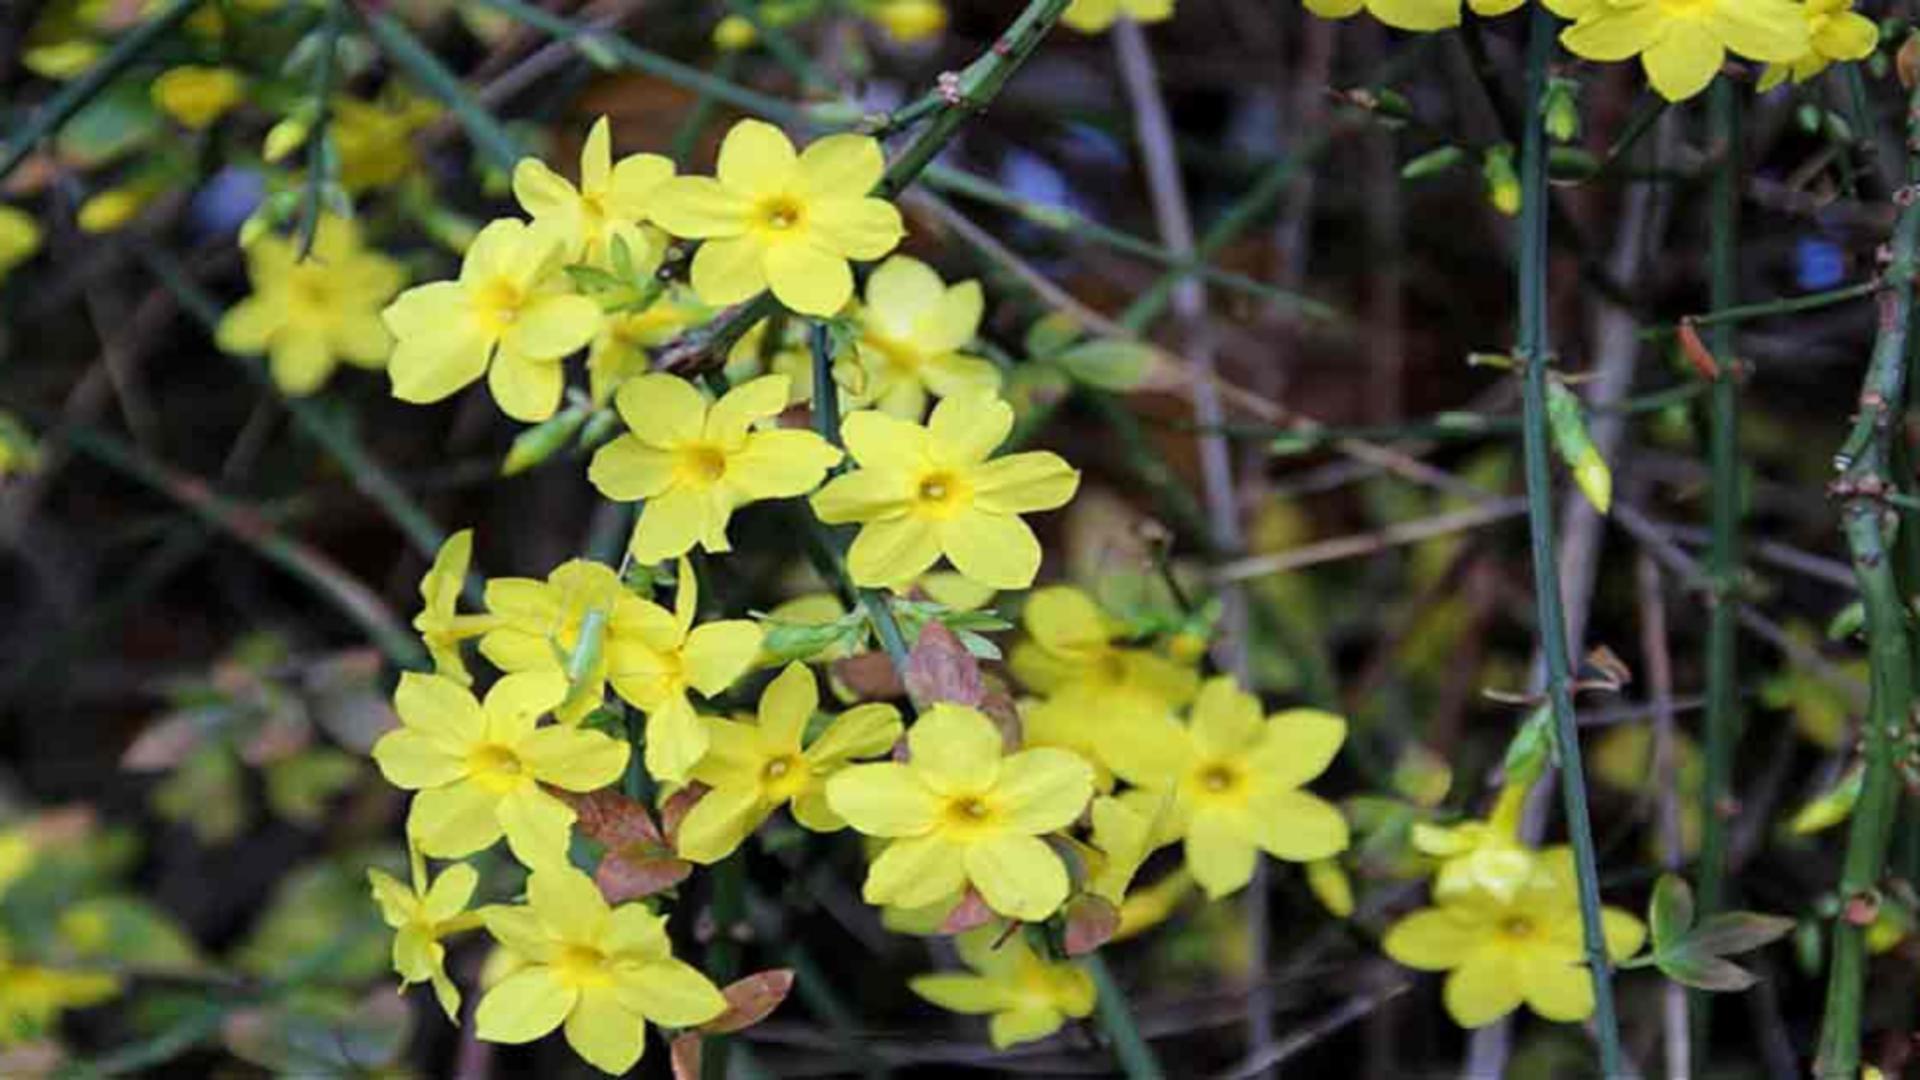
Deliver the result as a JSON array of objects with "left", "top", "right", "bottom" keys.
[
  {"left": 121, "top": 711, "right": 212, "bottom": 771},
  {"left": 904, "top": 621, "right": 984, "bottom": 711},
  {"left": 1677, "top": 320, "right": 1721, "bottom": 381},
  {"left": 938, "top": 888, "right": 994, "bottom": 935},
  {"left": 596, "top": 853, "right": 692, "bottom": 904},
  {"left": 239, "top": 708, "right": 312, "bottom": 765},
  {"left": 554, "top": 789, "right": 691, "bottom": 902},
  {"left": 832, "top": 651, "right": 903, "bottom": 702},
  {"left": 700, "top": 969, "right": 796, "bottom": 1035},
  {"left": 658, "top": 784, "right": 706, "bottom": 847},
  {"left": 1063, "top": 895, "right": 1121, "bottom": 956},
  {"left": 669, "top": 1033, "right": 701, "bottom": 1080},
  {"left": 979, "top": 677, "right": 1023, "bottom": 750},
  {"left": 557, "top": 789, "right": 667, "bottom": 849},
  {"left": 1901, "top": 34, "right": 1920, "bottom": 89}
]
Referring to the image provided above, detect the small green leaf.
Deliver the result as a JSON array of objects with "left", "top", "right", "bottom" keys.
[
  {"left": 1826, "top": 601, "right": 1865, "bottom": 641},
  {"left": 1547, "top": 380, "right": 1612, "bottom": 513},
  {"left": 1400, "top": 145, "right": 1466, "bottom": 180},
  {"left": 1023, "top": 313, "right": 1084, "bottom": 359},
  {"left": 1052, "top": 339, "right": 1157, "bottom": 391},
  {"left": 1649, "top": 874, "right": 1696, "bottom": 952},
  {"left": 1657, "top": 949, "right": 1760, "bottom": 993},
  {"left": 758, "top": 615, "right": 863, "bottom": 664},
  {"left": 1683, "top": 912, "right": 1795, "bottom": 958},
  {"left": 1502, "top": 706, "right": 1554, "bottom": 786}
]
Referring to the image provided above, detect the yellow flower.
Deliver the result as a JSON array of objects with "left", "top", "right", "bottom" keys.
[
  {"left": 382, "top": 217, "right": 602, "bottom": 421},
  {"left": 77, "top": 186, "right": 148, "bottom": 233},
  {"left": 333, "top": 92, "right": 439, "bottom": 193},
  {"left": 649, "top": 119, "right": 905, "bottom": 316},
  {"left": 1105, "top": 677, "right": 1349, "bottom": 899},
  {"left": 676, "top": 663, "right": 903, "bottom": 862},
  {"left": 809, "top": 394, "right": 1080, "bottom": 590},
  {"left": 713, "top": 14, "right": 758, "bottom": 50},
  {"left": 0, "top": 205, "right": 43, "bottom": 283},
  {"left": 1301, "top": 0, "right": 1521, "bottom": 33},
  {"left": 588, "top": 374, "right": 843, "bottom": 564},
  {"left": 369, "top": 848, "right": 484, "bottom": 1020},
  {"left": 1062, "top": 0, "right": 1173, "bottom": 34},
  {"left": 1382, "top": 847, "right": 1645, "bottom": 1028},
  {"left": 371, "top": 672, "right": 629, "bottom": 867},
  {"left": 1012, "top": 585, "right": 1197, "bottom": 723},
  {"left": 151, "top": 65, "right": 245, "bottom": 129},
  {"left": 1550, "top": 0, "right": 1808, "bottom": 103},
  {"left": 1410, "top": 781, "right": 1536, "bottom": 903},
  {"left": 216, "top": 214, "right": 406, "bottom": 396},
  {"left": 0, "top": 411, "right": 41, "bottom": 479},
  {"left": 1759, "top": 0, "right": 1876, "bottom": 90},
  {"left": 827, "top": 703, "right": 1094, "bottom": 921},
  {"left": 414, "top": 529, "right": 499, "bottom": 686},
  {"left": 586, "top": 287, "right": 711, "bottom": 405},
  {"left": 865, "top": 0, "right": 949, "bottom": 41},
  {"left": 513, "top": 116, "right": 675, "bottom": 269},
  {"left": 0, "top": 932, "right": 119, "bottom": 1047},
  {"left": 849, "top": 255, "right": 1001, "bottom": 418},
  {"left": 477, "top": 866, "right": 726, "bottom": 1074},
  {"left": 909, "top": 926, "right": 1096, "bottom": 1049}
]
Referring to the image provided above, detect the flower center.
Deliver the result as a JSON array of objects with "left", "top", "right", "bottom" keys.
[
  {"left": 468, "top": 743, "right": 528, "bottom": 792},
  {"left": 285, "top": 267, "right": 336, "bottom": 316},
  {"left": 1653, "top": 0, "right": 1714, "bottom": 15},
  {"left": 941, "top": 795, "right": 1000, "bottom": 834},
  {"left": 760, "top": 753, "right": 809, "bottom": 797},
  {"left": 673, "top": 443, "right": 729, "bottom": 486},
  {"left": 473, "top": 277, "right": 525, "bottom": 334},
  {"left": 911, "top": 469, "right": 969, "bottom": 519},
  {"left": 553, "top": 942, "right": 613, "bottom": 988},
  {"left": 1192, "top": 761, "right": 1246, "bottom": 801},
  {"left": 1498, "top": 915, "right": 1538, "bottom": 941},
  {"left": 755, "top": 194, "right": 806, "bottom": 234}
]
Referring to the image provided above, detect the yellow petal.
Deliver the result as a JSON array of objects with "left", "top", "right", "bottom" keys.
[
  {"left": 970, "top": 452, "right": 1080, "bottom": 514},
  {"left": 910, "top": 973, "right": 1010, "bottom": 1014},
  {"left": 810, "top": 469, "right": 911, "bottom": 524},
  {"left": 410, "top": 783, "right": 504, "bottom": 858},
  {"left": 519, "top": 724, "right": 629, "bottom": 790},
  {"left": 488, "top": 350, "right": 565, "bottom": 422},
  {"left": 394, "top": 671, "right": 487, "bottom": 744},
  {"left": 938, "top": 510, "right": 1041, "bottom": 591},
  {"left": 690, "top": 234, "right": 770, "bottom": 306},
  {"left": 927, "top": 393, "right": 1012, "bottom": 465},
  {"left": 797, "top": 133, "right": 886, "bottom": 198},
  {"left": 644, "top": 698, "right": 711, "bottom": 784},
  {"left": 674, "top": 783, "right": 766, "bottom": 863},
  {"left": 1247, "top": 789, "right": 1349, "bottom": 862},
  {"left": 372, "top": 729, "right": 468, "bottom": 790},
  {"left": 497, "top": 786, "right": 577, "bottom": 868},
  {"left": 1186, "top": 808, "right": 1258, "bottom": 899},
  {"left": 989, "top": 1007, "right": 1066, "bottom": 1049},
  {"left": 994, "top": 748, "right": 1094, "bottom": 833},
  {"left": 727, "top": 429, "right": 843, "bottom": 500},
  {"left": 827, "top": 763, "right": 940, "bottom": 836},
  {"left": 966, "top": 833, "right": 1070, "bottom": 920},
  {"left": 476, "top": 967, "right": 576, "bottom": 1043},
  {"left": 611, "top": 958, "right": 728, "bottom": 1027},
  {"left": 765, "top": 241, "right": 854, "bottom": 317},
  {"left": 629, "top": 486, "right": 707, "bottom": 563},
  {"left": 848, "top": 516, "right": 942, "bottom": 586},
  {"left": 908, "top": 703, "right": 1003, "bottom": 792},
  {"left": 1383, "top": 907, "right": 1481, "bottom": 970},
  {"left": 565, "top": 985, "right": 644, "bottom": 1074},
  {"left": 716, "top": 119, "right": 799, "bottom": 196},
  {"left": 806, "top": 196, "right": 904, "bottom": 261},
  {"left": 864, "top": 833, "right": 969, "bottom": 907},
  {"left": 589, "top": 437, "right": 676, "bottom": 501},
  {"left": 1443, "top": 949, "right": 1523, "bottom": 1028},
  {"left": 649, "top": 176, "right": 749, "bottom": 239},
  {"left": 1248, "top": 708, "right": 1346, "bottom": 788}
]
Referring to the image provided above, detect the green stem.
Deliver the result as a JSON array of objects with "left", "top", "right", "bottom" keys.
[
  {"left": 0, "top": 0, "right": 201, "bottom": 183},
  {"left": 1693, "top": 73, "right": 1743, "bottom": 1064},
  {"left": 1657, "top": 280, "right": 1880, "bottom": 334},
  {"left": 1812, "top": 73, "right": 1920, "bottom": 1080},
  {"left": 1512, "top": 9, "right": 1624, "bottom": 1074},
  {"left": 295, "top": 0, "right": 344, "bottom": 259},
  {"left": 1086, "top": 953, "right": 1164, "bottom": 1080},
  {"left": 361, "top": 10, "right": 527, "bottom": 172}
]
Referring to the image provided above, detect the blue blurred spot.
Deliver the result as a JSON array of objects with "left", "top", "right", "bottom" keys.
[
  {"left": 187, "top": 167, "right": 265, "bottom": 240},
  {"left": 1795, "top": 235, "right": 1846, "bottom": 292}
]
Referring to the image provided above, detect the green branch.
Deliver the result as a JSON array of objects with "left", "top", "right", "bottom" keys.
[{"left": 1511, "top": 9, "right": 1624, "bottom": 1074}]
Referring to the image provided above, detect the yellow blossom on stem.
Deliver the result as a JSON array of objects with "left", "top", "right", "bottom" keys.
[
  {"left": 1410, "top": 780, "right": 1536, "bottom": 902},
  {"left": 588, "top": 373, "right": 843, "bottom": 564},
  {"left": 151, "top": 65, "right": 245, "bottom": 129},
  {"left": 586, "top": 287, "right": 711, "bottom": 405},
  {"left": 1758, "top": 0, "right": 1877, "bottom": 91},
  {"left": 827, "top": 703, "right": 1094, "bottom": 921},
  {"left": 1105, "top": 676, "right": 1349, "bottom": 899},
  {"left": 1382, "top": 847, "right": 1645, "bottom": 1028},
  {"left": 413, "top": 529, "right": 500, "bottom": 687},
  {"left": 0, "top": 206, "right": 40, "bottom": 284},
  {"left": 864, "top": 0, "right": 949, "bottom": 41},
  {"left": 850, "top": 255, "right": 1001, "bottom": 418},
  {"left": 382, "top": 218, "right": 602, "bottom": 422},
  {"left": 809, "top": 394, "right": 1080, "bottom": 590},
  {"left": 1301, "top": 0, "right": 1521, "bottom": 33},
  {"left": 0, "top": 932, "right": 119, "bottom": 1047},
  {"left": 1549, "top": 0, "right": 1808, "bottom": 103},
  {"left": 481, "top": 558, "right": 664, "bottom": 722},
  {"left": 648, "top": 119, "right": 905, "bottom": 316},
  {"left": 513, "top": 116, "right": 675, "bottom": 269},
  {"left": 477, "top": 866, "right": 726, "bottom": 1074},
  {"left": 676, "top": 663, "right": 903, "bottom": 862},
  {"left": 1011, "top": 584, "right": 1198, "bottom": 736},
  {"left": 1062, "top": 0, "right": 1173, "bottom": 34},
  {"left": 369, "top": 847, "right": 484, "bottom": 1020},
  {"left": 333, "top": 92, "right": 440, "bottom": 193},
  {"left": 909, "top": 926, "right": 1096, "bottom": 1049},
  {"left": 371, "top": 672, "right": 629, "bottom": 867},
  {"left": 217, "top": 214, "right": 406, "bottom": 397}
]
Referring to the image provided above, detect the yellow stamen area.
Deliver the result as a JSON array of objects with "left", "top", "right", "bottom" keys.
[
  {"left": 674, "top": 443, "right": 729, "bottom": 486},
  {"left": 473, "top": 277, "right": 525, "bottom": 335},
  {"left": 553, "top": 942, "right": 614, "bottom": 988},
  {"left": 468, "top": 743, "right": 528, "bottom": 792},
  {"left": 755, "top": 194, "right": 807, "bottom": 234},
  {"left": 910, "top": 469, "right": 970, "bottom": 519}
]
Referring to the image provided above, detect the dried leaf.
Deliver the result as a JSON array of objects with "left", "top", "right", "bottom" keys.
[
  {"left": 905, "top": 621, "right": 984, "bottom": 711},
  {"left": 938, "top": 888, "right": 994, "bottom": 935},
  {"left": 670, "top": 1033, "right": 702, "bottom": 1080},
  {"left": 555, "top": 789, "right": 692, "bottom": 902},
  {"left": 1677, "top": 320, "right": 1721, "bottom": 380},
  {"left": 1901, "top": 34, "right": 1920, "bottom": 89},
  {"left": 557, "top": 789, "right": 666, "bottom": 849},
  {"left": 1063, "top": 895, "right": 1120, "bottom": 956},
  {"left": 699, "top": 969, "right": 795, "bottom": 1035},
  {"left": 832, "top": 652, "right": 903, "bottom": 702}
]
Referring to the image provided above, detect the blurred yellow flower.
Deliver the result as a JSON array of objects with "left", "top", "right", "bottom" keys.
[
  {"left": 0, "top": 932, "right": 119, "bottom": 1047},
  {"left": 1062, "top": 0, "right": 1173, "bottom": 34},
  {"left": 513, "top": 116, "right": 674, "bottom": 269},
  {"left": 217, "top": 214, "right": 406, "bottom": 396},
  {"left": 369, "top": 849, "right": 484, "bottom": 1020},
  {"left": 151, "top": 65, "right": 245, "bottom": 129},
  {"left": 810, "top": 394, "right": 1080, "bottom": 590},
  {"left": 334, "top": 92, "right": 440, "bottom": 193},
  {"left": 371, "top": 672, "right": 629, "bottom": 866},
  {"left": 851, "top": 255, "right": 1000, "bottom": 418},
  {"left": 586, "top": 287, "right": 710, "bottom": 405},
  {"left": 1758, "top": 0, "right": 1877, "bottom": 90},
  {"left": 77, "top": 187, "right": 148, "bottom": 233},
  {"left": 1383, "top": 847, "right": 1644, "bottom": 1028},
  {"left": 828, "top": 703, "right": 1093, "bottom": 920},
  {"left": 865, "top": 0, "right": 949, "bottom": 41},
  {"left": 676, "top": 663, "right": 902, "bottom": 862},
  {"left": 909, "top": 926, "right": 1095, "bottom": 1048},
  {"left": 382, "top": 218, "right": 601, "bottom": 421},
  {"left": 1302, "top": 0, "right": 1520, "bottom": 32},
  {"left": 1105, "top": 677, "right": 1348, "bottom": 899},
  {"left": 1012, "top": 585, "right": 1198, "bottom": 722},
  {"left": 477, "top": 867, "right": 726, "bottom": 1074},
  {"left": 588, "top": 374, "right": 842, "bottom": 564},
  {"left": 649, "top": 119, "right": 904, "bottom": 316},
  {"left": 0, "top": 205, "right": 43, "bottom": 283}
]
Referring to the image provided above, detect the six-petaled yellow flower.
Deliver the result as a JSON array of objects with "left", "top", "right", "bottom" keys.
[
  {"left": 514, "top": 115, "right": 675, "bottom": 269},
  {"left": 1383, "top": 847, "right": 1645, "bottom": 1028},
  {"left": 372, "top": 671, "right": 629, "bottom": 866},
  {"left": 216, "top": 214, "right": 406, "bottom": 396},
  {"left": 383, "top": 218, "right": 602, "bottom": 421},
  {"left": 477, "top": 866, "right": 727, "bottom": 1074},
  {"left": 676, "top": 662, "right": 903, "bottom": 862},
  {"left": 810, "top": 394, "right": 1080, "bottom": 590},
  {"left": 1549, "top": 0, "right": 1808, "bottom": 103},
  {"left": 909, "top": 926, "right": 1096, "bottom": 1048},
  {"left": 1758, "top": 0, "right": 1878, "bottom": 91},
  {"left": 1106, "top": 676, "right": 1349, "bottom": 899},
  {"left": 589, "top": 373, "right": 842, "bottom": 564},
  {"left": 369, "top": 848, "right": 484, "bottom": 1020},
  {"left": 827, "top": 702, "right": 1094, "bottom": 921},
  {"left": 649, "top": 119, "right": 905, "bottom": 316},
  {"left": 851, "top": 255, "right": 1001, "bottom": 418}
]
